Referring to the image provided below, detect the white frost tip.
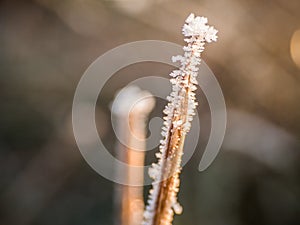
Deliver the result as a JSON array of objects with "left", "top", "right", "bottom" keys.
[
  {"left": 111, "top": 86, "right": 155, "bottom": 116},
  {"left": 182, "top": 13, "right": 218, "bottom": 42}
]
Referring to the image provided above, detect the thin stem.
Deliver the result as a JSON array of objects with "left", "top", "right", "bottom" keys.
[{"left": 143, "top": 13, "right": 218, "bottom": 225}]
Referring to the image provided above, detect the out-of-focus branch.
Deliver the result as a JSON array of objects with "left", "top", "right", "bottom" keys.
[{"left": 111, "top": 86, "right": 155, "bottom": 225}]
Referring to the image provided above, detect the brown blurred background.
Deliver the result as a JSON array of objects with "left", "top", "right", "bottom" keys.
[{"left": 0, "top": 0, "right": 300, "bottom": 225}]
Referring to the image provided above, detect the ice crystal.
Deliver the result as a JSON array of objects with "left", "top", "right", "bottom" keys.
[{"left": 143, "top": 13, "right": 218, "bottom": 225}]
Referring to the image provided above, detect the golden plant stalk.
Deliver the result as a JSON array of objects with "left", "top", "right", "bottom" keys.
[
  {"left": 112, "top": 86, "right": 155, "bottom": 225},
  {"left": 143, "top": 13, "right": 218, "bottom": 225}
]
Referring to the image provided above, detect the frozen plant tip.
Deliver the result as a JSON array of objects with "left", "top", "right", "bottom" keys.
[{"left": 143, "top": 13, "right": 218, "bottom": 225}]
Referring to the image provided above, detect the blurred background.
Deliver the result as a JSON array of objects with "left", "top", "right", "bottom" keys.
[{"left": 0, "top": 0, "right": 300, "bottom": 225}]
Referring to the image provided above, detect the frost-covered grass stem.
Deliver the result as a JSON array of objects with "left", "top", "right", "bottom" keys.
[{"left": 142, "top": 13, "right": 218, "bottom": 225}]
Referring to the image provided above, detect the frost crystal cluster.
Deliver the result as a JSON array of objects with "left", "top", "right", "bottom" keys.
[{"left": 142, "top": 13, "right": 218, "bottom": 225}]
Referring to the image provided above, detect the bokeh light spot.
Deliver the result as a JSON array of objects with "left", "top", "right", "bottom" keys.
[{"left": 290, "top": 29, "right": 300, "bottom": 69}]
